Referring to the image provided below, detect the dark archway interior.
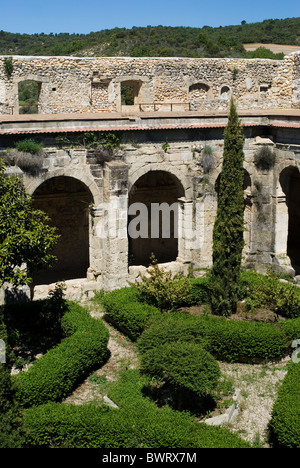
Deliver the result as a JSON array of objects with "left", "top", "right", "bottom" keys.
[
  {"left": 280, "top": 167, "right": 300, "bottom": 273},
  {"left": 32, "top": 176, "right": 92, "bottom": 285},
  {"left": 128, "top": 171, "right": 184, "bottom": 267}
]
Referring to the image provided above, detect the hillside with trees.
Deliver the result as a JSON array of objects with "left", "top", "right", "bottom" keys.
[{"left": 0, "top": 17, "right": 299, "bottom": 59}]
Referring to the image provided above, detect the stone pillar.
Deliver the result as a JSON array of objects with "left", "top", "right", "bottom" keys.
[
  {"left": 177, "top": 198, "right": 193, "bottom": 263},
  {"left": 273, "top": 193, "right": 294, "bottom": 274},
  {"left": 195, "top": 193, "right": 218, "bottom": 268},
  {"left": 99, "top": 161, "right": 129, "bottom": 290}
]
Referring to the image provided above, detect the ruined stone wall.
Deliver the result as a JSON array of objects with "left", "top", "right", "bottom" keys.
[
  {"left": 0, "top": 128, "right": 292, "bottom": 292},
  {"left": 0, "top": 53, "right": 299, "bottom": 115}
]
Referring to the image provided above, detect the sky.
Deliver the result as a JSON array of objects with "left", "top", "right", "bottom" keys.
[{"left": 0, "top": 0, "right": 299, "bottom": 34}]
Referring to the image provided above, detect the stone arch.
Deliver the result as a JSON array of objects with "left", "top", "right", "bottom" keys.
[
  {"left": 279, "top": 165, "right": 300, "bottom": 273},
  {"left": 219, "top": 85, "right": 232, "bottom": 100},
  {"left": 128, "top": 169, "right": 185, "bottom": 266},
  {"left": 26, "top": 168, "right": 101, "bottom": 206},
  {"left": 214, "top": 168, "right": 251, "bottom": 194},
  {"left": 30, "top": 175, "right": 94, "bottom": 285},
  {"left": 129, "top": 163, "right": 192, "bottom": 200},
  {"left": 188, "top": 81, "right": 212, "bottom": 110}
]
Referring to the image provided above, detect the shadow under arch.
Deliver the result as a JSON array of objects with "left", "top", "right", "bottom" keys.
[
  {"left": 31, "top": 175, "right": 94, "bottom": 285},
  {"left": 279, "top": 166, "right": 300, "bottom": 273},
  {"left": 128, "top": 170, "right": 185, "bottom": 267}
]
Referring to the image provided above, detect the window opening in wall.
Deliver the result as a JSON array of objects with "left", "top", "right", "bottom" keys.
[
  {"left": 259, "top": 84, "right": 271, "bottom": 96},
  {"left": 121, "top": 80, "right": 142, "bottom": 107},
  {"left": 121, "top": 84, "right": 135, "bottom": 105},
  {"left": 18, "top": 80, "right": 41, "bottom": 114}
]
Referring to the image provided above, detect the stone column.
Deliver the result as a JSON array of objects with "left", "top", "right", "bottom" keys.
[
  {"left": 100, "top": 161, "right": 129, "bottom": 290},
  {"left": 177, "top": 197, "right": 197, "bottom": 264}
]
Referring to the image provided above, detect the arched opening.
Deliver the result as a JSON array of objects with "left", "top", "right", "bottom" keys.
[
  {"left": 128, "top": 170, "right": 184, "bottom": 266},
  {"left": 280, "top": 167, "right": 300, "bottom": 273},
  {"left": 18, "top": 80, "right": 41, "bottom": 114},
  {"left": 220, "top": 85, "right": 231, "bottom": 100},
  {"left": 32, "top": 176, "right": 93, "bottom": 284},
  {"left": 189, "top": 82, "right": 210, "bottom": 110}
]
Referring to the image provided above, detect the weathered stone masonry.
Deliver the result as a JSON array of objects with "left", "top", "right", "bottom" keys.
[
  {"left": 0, "top": 54, "right": 299, "bottom": 115},
  {"left": 0, "top": 54, "right": 300, "bottom": 296}
]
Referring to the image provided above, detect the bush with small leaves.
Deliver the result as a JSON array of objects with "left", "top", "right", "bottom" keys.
[
  {"left": 140, "top": 341, "right": 220, "bottom": 400},
  {"left": 130, "top": 255, "right": 192, "bottom": 312},
  {"left": 254, "top": 146, "right": 275, "bottom": 171}
]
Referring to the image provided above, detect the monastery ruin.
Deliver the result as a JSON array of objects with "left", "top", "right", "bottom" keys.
[{"left": 0, "top": 53, "right": 300, "bottom": 298}]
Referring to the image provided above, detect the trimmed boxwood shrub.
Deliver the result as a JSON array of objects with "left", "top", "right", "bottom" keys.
[
  {"left": 279, "top": 317, "right": 300, "bottom": 345},
  {"left": 99, "top": 277, "right": 210, "bottom": 340},
  {"left": 138, "top": 313, "right": 288, "bottom": 363},
  {"left": 268, "top": 362, "right": 300, "bottom": 448},
  {"left": 22, "top": 370, "right": 251, "bottom": 448},
  {"left": 13, "top": 302, "right": 109, "bottom": 407},
  {"left": 137, "top": 312, "right": 209, "bottom": 354},
  {"left": 100, "top": 287, "right": 160, "bottom": 340},
  {"left": 140, "top": 341, "right": 220, "bottom": 397},
  {"left": 181, "top": 276, "right": 211, "bottom": 306},
  {"left": 203, "top": 316, "right": 287, "bottom": 362}
]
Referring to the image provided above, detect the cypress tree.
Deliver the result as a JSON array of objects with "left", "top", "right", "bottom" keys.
[{"left": 209, "top": 99, "right": 245, "bottom": 316}]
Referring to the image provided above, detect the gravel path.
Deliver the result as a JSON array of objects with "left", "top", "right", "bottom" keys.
[{"left": 219, "top": 358, "right": 289, "bottom": 447}]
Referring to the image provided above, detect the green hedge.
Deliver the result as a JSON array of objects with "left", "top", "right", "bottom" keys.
[
  {"left": 140, "top": 341, "right": 220, "bottom": 396},
  {"left": 23, "top": 370, "right": 251, "bottom": 448},
  {"left": 13, "top": 302, "right": 109, "bottom": 407},
  {"left": 100, "top": 287, "right": 160, "bottom": 340},
  {"left": 137, "top": 313, "right": 288, "bottom": 363},
  {"left": 99, "top": 277, "right": 210, "bottom": 340},
  {"left": 268, "top": 362, "right": 300, "bottom": 448}
]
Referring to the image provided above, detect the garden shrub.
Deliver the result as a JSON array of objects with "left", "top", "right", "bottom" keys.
[
  {"left": 239, "top": 270, "right": 300, "bottom": 318},
  {"left": 137, "top": 312, "right": 208, "bottom": 354},
  {"left": 100, "top": 287, "right": 160, "bottom": 340},
  {"left": 13, "top": 302, "right": 109, "bottom": 407},
  {"left": 202, "top": 316, "right": 287, "bottom": 362},
  {"left": 268, "top": 361, "right": 300, "bottom": 448},
  {"left": 279, "top": 317, "right": 300, "bottom": 345},
  {"left": 22, "top": 370, "right": 251, "bottom": 448},
  {"left": 140, "top": 341, "right": 220, "bottom": 399},
  {"left": 15, "top": 139, "right": 44, "bottom": 155},
  {"left": 5, "top": 283, "right": 68, "bottom": 353},
  {"left": 181, "top": 276, "right": 211, "bottom": 306},
  {"left": 138, "top": 313, "right": 288, "bottom": 363},
  {"left": 130, "top": 255, "right": 193, "bottom": 311}
]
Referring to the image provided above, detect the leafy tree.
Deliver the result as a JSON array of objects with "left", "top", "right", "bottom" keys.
[
  {"left": 209, "top": 99, "right": 245, "bottom": 316},
  {"left": 0, "top": 160, "right": 59, "bottom": 288}
]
